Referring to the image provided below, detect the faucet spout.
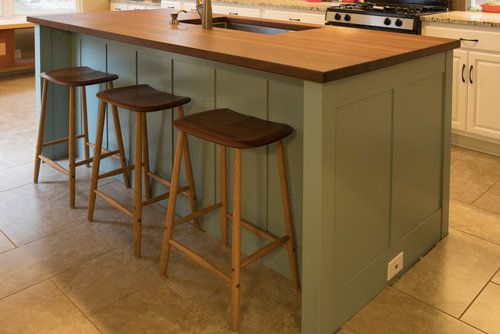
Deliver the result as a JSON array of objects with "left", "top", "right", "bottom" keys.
[{"left": 196, "top": 0, "right": 213, "bottom": 29}]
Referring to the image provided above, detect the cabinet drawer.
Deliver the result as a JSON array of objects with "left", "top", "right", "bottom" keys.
[
  {"left": 212, "top": 5, "right": 260, "bottom": 17},
  {"left": 262, "top": 9, "right": 325, "bottom": 24},
  {"left": 422, "top": 24, "right": 500, "bottom": 53},
  {"left": 161, "top": 1, "right": 182, "bottom": 9}
]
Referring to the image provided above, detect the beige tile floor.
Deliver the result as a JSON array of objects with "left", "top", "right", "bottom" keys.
[{"left": 1, "top": 74, "right": 499, "bottom": 333}]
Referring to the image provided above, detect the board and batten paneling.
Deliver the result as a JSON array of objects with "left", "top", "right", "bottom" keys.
[{"left": 35, "top": 26, "right": 451, "bottom": 334}]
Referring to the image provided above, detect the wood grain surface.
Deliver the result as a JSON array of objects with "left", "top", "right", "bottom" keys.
[{"left": 28, "top": 9, "right": 460, "bottom": 82}]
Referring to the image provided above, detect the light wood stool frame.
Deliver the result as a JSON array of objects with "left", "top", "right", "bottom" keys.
[
  {"left": 34, "top": 80, "right": 129, "bottom": 208},
  {"left": 160, "top": 131, "right": 300, "bottom": 333},
  {"left": 88, "top": 104, "right": 199, "bottom": 258}
]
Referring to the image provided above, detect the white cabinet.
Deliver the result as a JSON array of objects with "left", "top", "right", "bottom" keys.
[
  {"left": 162, "top": 1, "right": 182, "bottom": 9},
  {"left": 422, "top": 22, "right": 500, "bottom": 145},
  {"left": 110, "top": 3, "right": 128, "bottom": 11},
  {"left": 452, "top": 49, "right": 468, "bottom": 131},
  {"left": 467, "top": 51, "right": 500, "bottom": 140},
  {"left": 262, "top": 9, "right": 325, "bottom": 24},
  {"left": 212, "top": 5, "right": 260, "bottom": 17}
]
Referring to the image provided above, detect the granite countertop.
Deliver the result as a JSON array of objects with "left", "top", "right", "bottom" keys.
[
  {"left": 420, "top": 11, "right": 500, "bottom": 28},
  {"left": 111, "top": 0, "right": 338, "bottom": 12}
]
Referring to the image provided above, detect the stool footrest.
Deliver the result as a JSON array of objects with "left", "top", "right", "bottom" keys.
[
  {"left": 169, "top": 239, "right": 231, "bottom": 284},
  {"left": 94, "top": 190, "right": 134, "bottom": 218},
  {"left": 226, "top": 213, "right": 285, "bottom": 246},
  {"left": 87, "top": 143, "right": 123, "bottom": 161},
  {"left": 142, "top": 186, "right": 190, "bottom": 206},
  {"left": 39, "top": 155, "right": 69, "bottom": 175},
  {"left": 149, "top": 172, "right": 172, "bottom": 188},
  {"left": 241, "top": 236, "right": 289, "bottom": 268},
  {"left": 98, "top": 165, "right": 135, "bottom": 180},
  {"left": 42, "top": 134, "right": 85, "bottom": 147},
  {"left": 174, "top": 203, "right": 222, "bottom": 226}
]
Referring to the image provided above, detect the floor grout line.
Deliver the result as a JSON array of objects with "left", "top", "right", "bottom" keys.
[
  {"left": 459, "top": 265, "right": 500, "bottom": 320},
  {"left": 394, "top": 288, "right": 488, "bottom": 334},
  {"left": 471, "top": 179, "right": 500, "bottom": 206},
  {"left": 448, "top": 226, "right": 500, "bottom": 247},
  {"left": 0, "top": 228, "right": 17, "bottom": 250},
  {"left": 49, "top": 279, "right": 104, "bottom": 334}
]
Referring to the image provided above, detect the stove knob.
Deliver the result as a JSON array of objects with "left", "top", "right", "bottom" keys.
[
  {"left": 344, "top": 14, "right": 351, "bottom": 22},
  {"left": 384, "top": 18, "right": 392, "bottom": 26},
  {"left": 334, "top": 13, "right": 342, "bottom": 20},
  {"left": 395, "top": 19, "right": 403, "bottom": 27}
]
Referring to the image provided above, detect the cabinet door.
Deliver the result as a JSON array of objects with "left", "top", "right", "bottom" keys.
[
  {"left": 211, "top": 5, "right": 260, "bottom": 17},
  {"left": 451, "top": 49, "right": 468, "bottom": 131},
  {"left": 467, "top": 51, "right": 500, "bottom": 141},
  {"left": 262, "top": 9, "right": 325, "bottom": 24}
]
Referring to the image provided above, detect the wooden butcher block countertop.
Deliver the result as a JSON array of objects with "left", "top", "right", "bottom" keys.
[{"left": 28, "top": 9, "right": 460, "bottom": 82}]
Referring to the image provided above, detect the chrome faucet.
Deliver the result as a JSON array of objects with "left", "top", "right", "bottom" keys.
[{"left": 196, "top": 0, "right": 213, "bottom": 29}]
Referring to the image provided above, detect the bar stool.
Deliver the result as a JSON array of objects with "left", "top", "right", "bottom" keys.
[
  {"left": 88, "top": 84, "right": 199, "bottom": 258},
  {"left": 34, "top": 66, "right": 129, "bottom": 208},
  {"left": 159, "top": 108, "right": 300, "bottom": 333}
]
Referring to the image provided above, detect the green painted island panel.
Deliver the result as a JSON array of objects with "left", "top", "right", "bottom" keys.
[{"left": 34, "top": 25, "right": 452, "bottom": 334}]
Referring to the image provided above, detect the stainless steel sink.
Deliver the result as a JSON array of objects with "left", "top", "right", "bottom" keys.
[{"left": 180, "top": 17, "right": 320, "bottom": 35}]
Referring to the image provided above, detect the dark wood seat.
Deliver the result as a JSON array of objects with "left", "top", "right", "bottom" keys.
[
  {"left": 96, "top": 85, "right": 191, "bottom": 112},
  {"left": 40, "top": 66, "right": 118, "bottom": 86},
  {"left": 173, "top": 108, "right": 294, "bottom": 149}
]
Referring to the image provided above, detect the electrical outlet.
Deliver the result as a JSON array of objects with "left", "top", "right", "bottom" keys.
[
  {"left": 15, "top": 49, "right": 22, "bottom": 59},
  {"left": 387, "top": 252, "right": 404, "bottom": 281}
]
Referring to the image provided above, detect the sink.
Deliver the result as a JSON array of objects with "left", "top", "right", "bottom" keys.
[{"left": 180, "top": 17, "right": 320, "bottom": 35}]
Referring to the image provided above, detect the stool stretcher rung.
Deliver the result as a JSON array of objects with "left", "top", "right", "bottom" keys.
[
  {"left": 240, "top": 236, "right": 289, "bottom": 268},
  {"left": 169, "top": 239, "right": 231, "bottom": 284},
  {"left": 148, "top": 172, "right": 172, "bottom": 188},
  {"left": 174, "top": 203, "right": 222, "bottom": 226},
  {"left": 94, "top": 190, "right": 134, "bottom": 218},
  {"left": 38, "top": 155, "right": 69, "bottom": 175},
  {"left": 42, "top": 134, "right": 85, "bottom": 147},
  {"left": 87, "top": 142, "right": 122, "bottom": 161},
  {"left": 141, "top": 186, "right": 190, "bottom": 206},
  {"left": 226, "top": 213, "right": 282, "bottom": 245},
  {"left": 98, "top": 165, "right": 134, "bottom": 180}
]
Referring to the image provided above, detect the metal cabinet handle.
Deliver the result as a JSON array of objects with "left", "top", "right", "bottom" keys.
[
  {"left": 289, "top": 18, "right": 301, "bottom": 21},
  {"left": 469, "top": 65, "right": 474, "bottom": 84},
  {"left": 228, "top": 12, "right": 239, "bottom": 15},
  {"left": 461, "top": 64, "right": 465, "bottom": 83},
  {"left": 460, "top": 38, "right": 479, "bottom": 43},
  {"left": 167, "top": 6, "right": 175, "bottom": 9}
]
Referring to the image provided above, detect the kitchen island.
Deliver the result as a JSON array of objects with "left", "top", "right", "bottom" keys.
[{"left": 28, "top": 9, "right": 459, "bottom": 333}]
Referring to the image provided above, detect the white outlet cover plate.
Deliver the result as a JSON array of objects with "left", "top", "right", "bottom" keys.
[{"left": 387, "top": 252, "right": 404, "bottom": 281}]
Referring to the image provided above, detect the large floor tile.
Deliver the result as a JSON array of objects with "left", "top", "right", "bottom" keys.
[
  {"left": 0, "top": 224, "right": 112, "bottom": 299},
  {"left": 450, "top": 146, "right": 500, "bottom": 204},
  {"left": 0, "top": 161, "right": 58, "bottom": 193},
  {"left": 461, "top": 282, "right": 500, "bottom": 334},
  {"left": 493, "top": 270, "right": 500, "bottom": 285},
  {"left": 51, "top": 247, "right": 159, "bottom": 315},
  {"left": 395, "top": 228, "right": 500, "bottom": 317},
  {"left": 339, "top": 287, "right": 481, "bottom": 334},
  {"left": 0, "top": 230, "right": 14, "bottom": 254},
  {"left": 0, "top": 184, "right": 86, "bottom": 246},
  {"left": 89, "top": 281, "right": 226, "bottom": 333},
  {"left": 474, "top": 181, "right": 500, "bottom": 216},
  {"left": 0, "top": 280, "right": 99, "bottom": 334},
  {"left": 450, "top": 199, "right": 500, "bottom": 246}
]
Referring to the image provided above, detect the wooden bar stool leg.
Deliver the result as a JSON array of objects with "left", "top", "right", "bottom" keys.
[
  {"left": 80, "top": 86, "right": 90, "bottom": 167},
  {"left": 160, "top": 131, "right": 186, "bottom": 276},
  {"left": 134, "top": 112, "right": 144, "bottom": 258},
  {"left": 34, "top": 79, "right": 48, "bottom": 183},
  {"left": 176, "top": 106, "right": 200, "bottom": 229},
  {"left": 142, "top": 113, "right": 152, "bottom": 199},
  {"left": 68, "top": 86, "right": 77, "bottom": 209},
  {"left": 220, "top": 145, "right": 228, "bottom": 246},
  {"left": 108, "top": 81, "right": 130, "bottom": 188},
  {"left": 276, "top": 140, "right": 300, "bottom": 290},
  {"left": 230, "top": 148, "right": 242, "bottom": 334},
  {"left": 87, "top": 101, "right": 107, "bottom": 222}
]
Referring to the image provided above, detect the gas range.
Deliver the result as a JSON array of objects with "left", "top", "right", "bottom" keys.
[{"left": 325, "top": 1, "right": 449, "bottom": 34}]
